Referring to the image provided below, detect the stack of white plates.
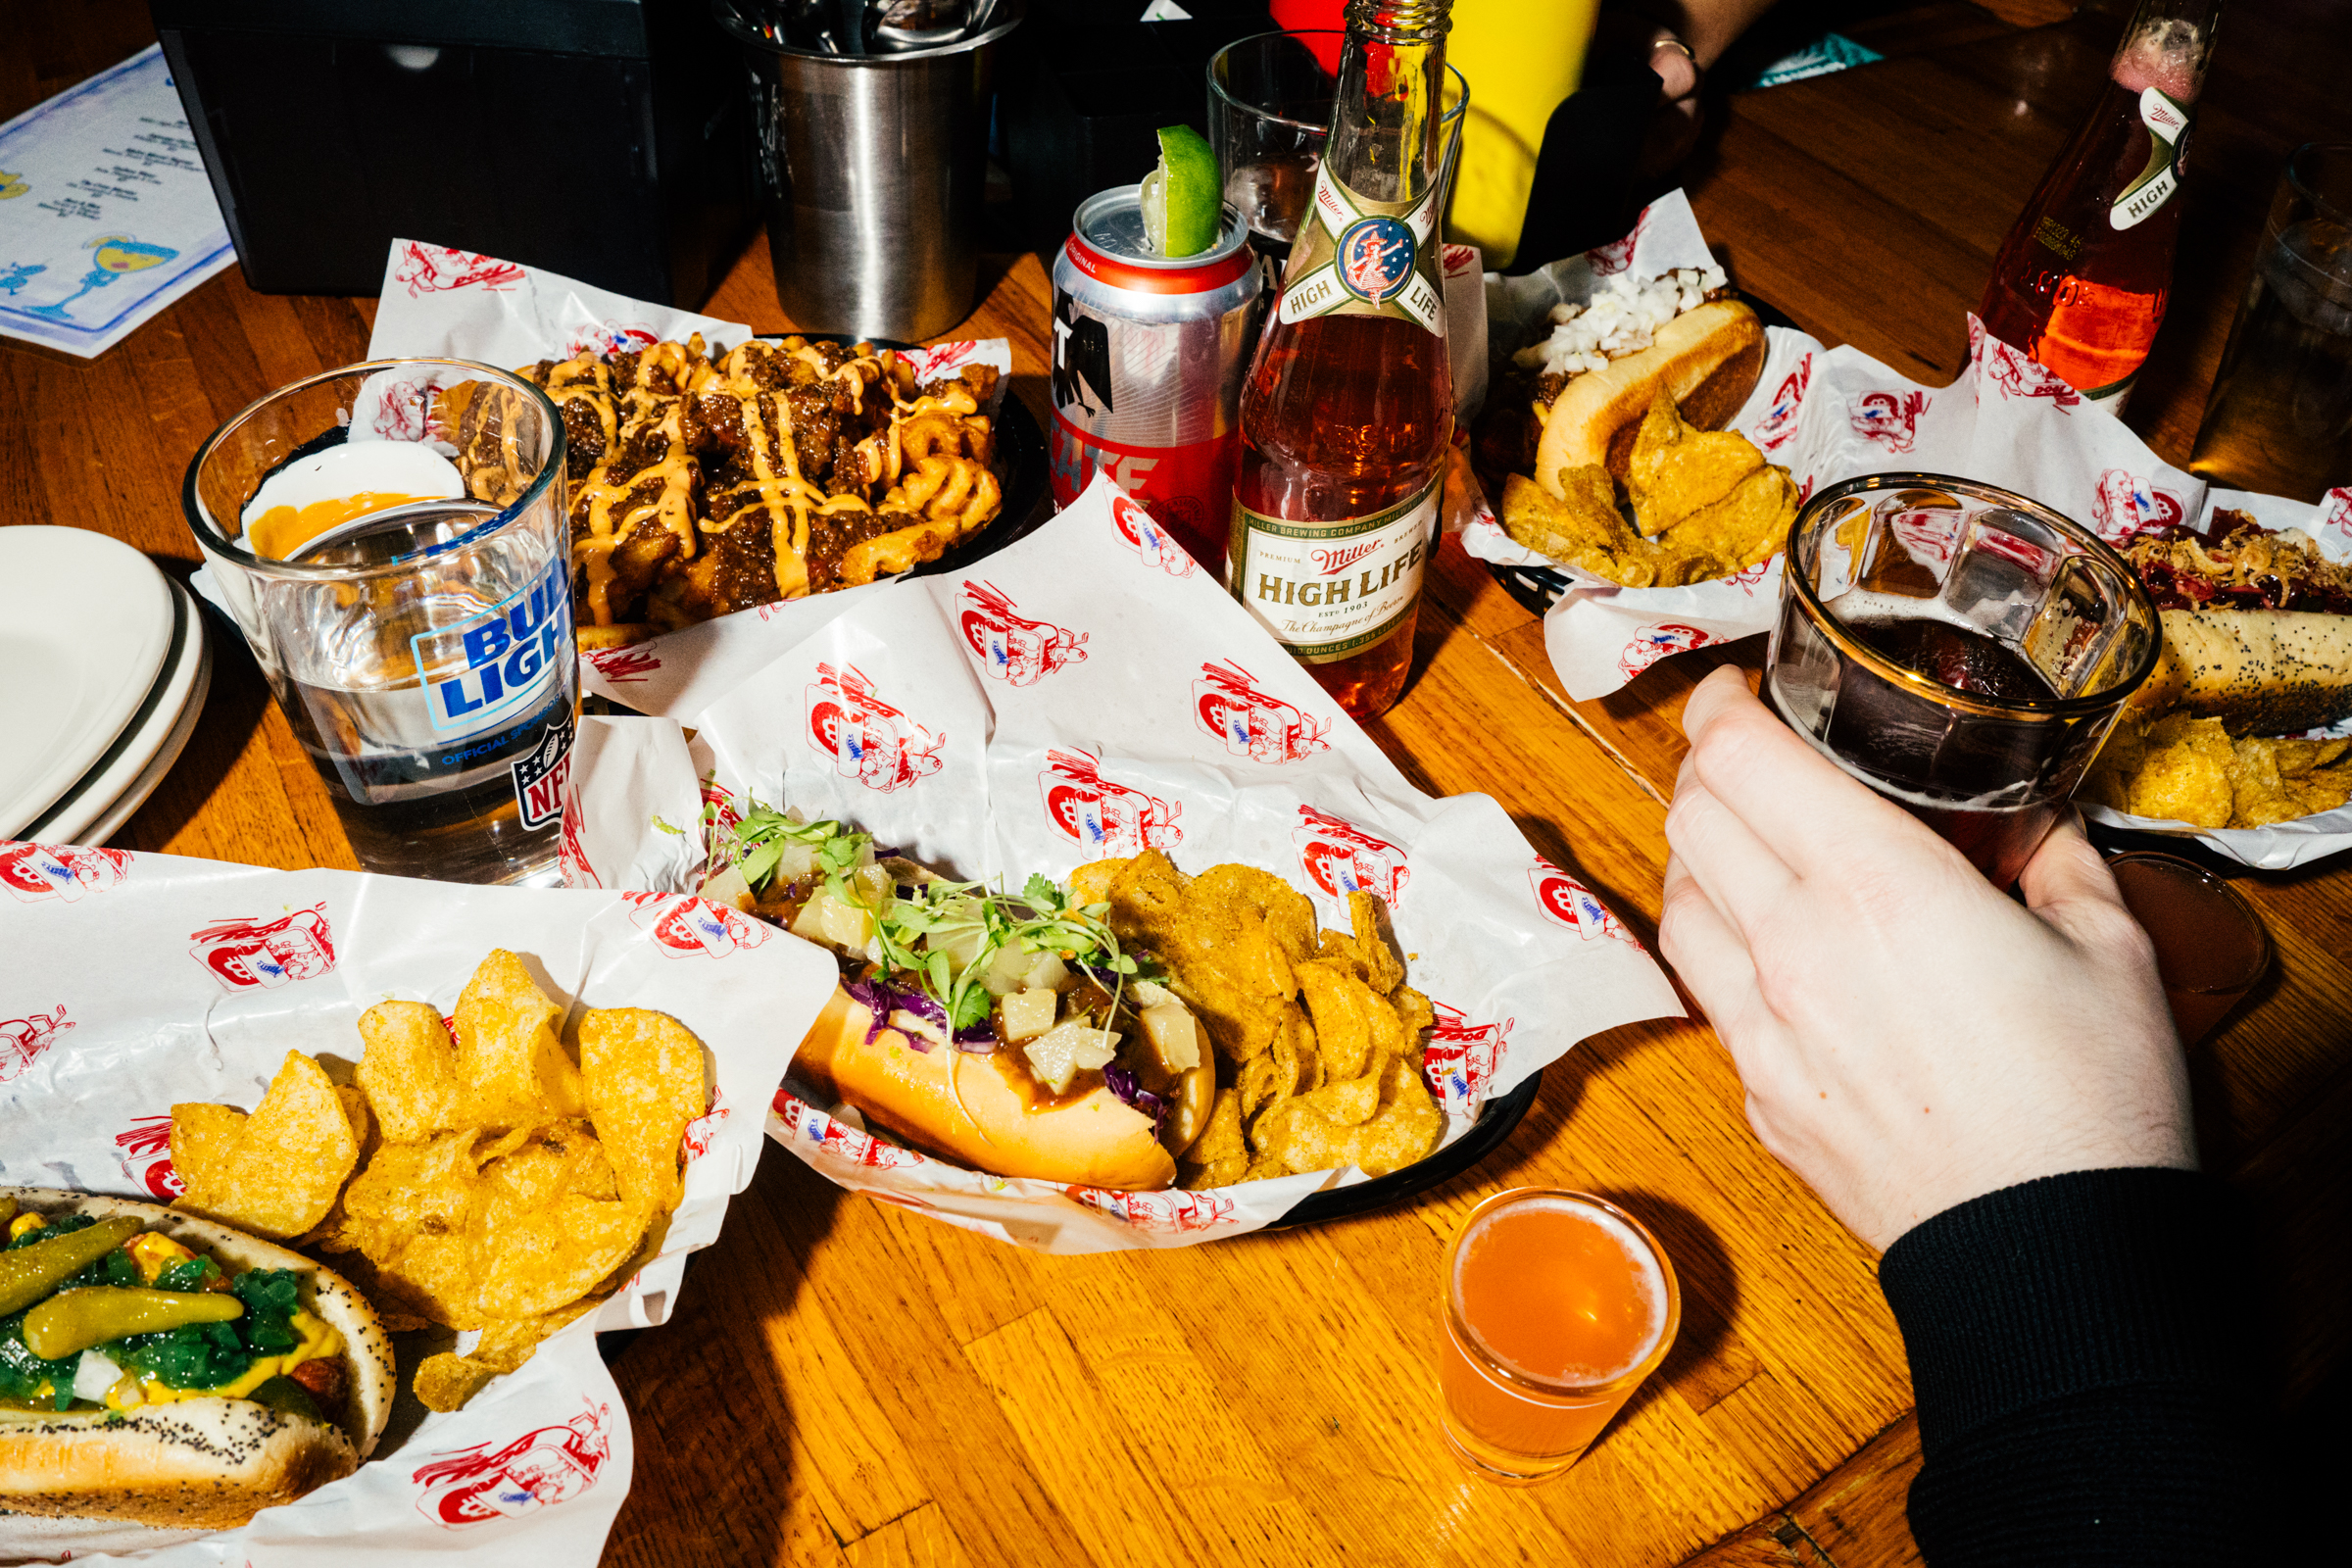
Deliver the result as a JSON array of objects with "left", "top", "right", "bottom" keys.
[{"left": 0, "top": 526, "right": 212, "bottom": 848}]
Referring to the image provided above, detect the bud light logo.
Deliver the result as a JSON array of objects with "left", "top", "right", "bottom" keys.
[
  {"left": 416, "top": 554, "right": 571, "bottom": 735},
  {"left": 1336, "top": 217, "right": 1416, "bottom": 305}
]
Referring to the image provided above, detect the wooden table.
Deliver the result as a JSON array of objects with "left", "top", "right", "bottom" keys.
[{"left": 5, "top": 2, "right": 2347, "bottom": 1563}]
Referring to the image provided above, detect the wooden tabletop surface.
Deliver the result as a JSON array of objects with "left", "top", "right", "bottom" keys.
[{"left": 6, "top": 1, "right": 2348, "bottom": 1564}]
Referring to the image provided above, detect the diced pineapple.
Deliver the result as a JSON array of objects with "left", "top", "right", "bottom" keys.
[
  {"left": 1023, "top": 1022, "right": 1120, "bottom": 1096},
  {"left": 1139, "top": 1003, "right": 1200, "bottom": 1072},
  {"left": 852, "top": 864, "right": 893, "bottom": 906},
  {"left": 699, "top": 864, "right": 755, "bottom": 911},
  {"left": 930, "top": 922, "right": 988, "bottom": 975},
  {"left": 997, "top": 988, "right": 1060, "bottom": 1043},
  {"left": 776, "top": 841, "right": 819, "bottom": 881},
  {"left": 1024, "top": 952, "right": 1069, "bottom": 993},
  {"left": 981, "top": 943, "right": 1033, "bottom": 997},
  {"left": 791, "top": 891, "right": 873, "bottom": 952}
]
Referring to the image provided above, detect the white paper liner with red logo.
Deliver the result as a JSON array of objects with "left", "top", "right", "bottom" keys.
[
  {"left": 559, "top": 472, "right": 1685, "bottom": 1252},
  {"left": 2075, "top": 485, "right": 2352, "bottom": 871},
  {"left": 0, "top": 847, "right": 838, "bottom": 1563},
  {"left": 1458, "top": 190, "right": 2223, "bottom": 701}
]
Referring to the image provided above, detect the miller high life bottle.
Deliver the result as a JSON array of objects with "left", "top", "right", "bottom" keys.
[
  {"left": 1230, "top": 0, "right": 1454, "bottom": 720},
  {"left": 1977, "top": 0, "right": 2223, "bottom": 413}
]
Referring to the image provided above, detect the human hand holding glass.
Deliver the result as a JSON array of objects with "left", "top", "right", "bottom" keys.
[{"left": 1660, "top": 666, "right": 2195, "bottom": 1251}]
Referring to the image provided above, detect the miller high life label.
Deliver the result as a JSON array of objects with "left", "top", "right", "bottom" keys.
[
  {"left": 1277, "top": 168, "right": 1446, "bottom": 335},
  {"left": 1228, "top": 468, "right": 1441, "bottom": 662},
  {"left": 2111, "top": 88, "right": 2190, "bottom": 231}
]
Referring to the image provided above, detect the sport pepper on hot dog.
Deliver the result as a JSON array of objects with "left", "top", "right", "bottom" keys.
[{"left": 0, "top": 1189, "right": 391, "bottom": 1529}]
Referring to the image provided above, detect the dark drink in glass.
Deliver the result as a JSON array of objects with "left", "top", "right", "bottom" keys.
[{"left": 1766, "top": 475, "right": 2163, "bottom": 890}]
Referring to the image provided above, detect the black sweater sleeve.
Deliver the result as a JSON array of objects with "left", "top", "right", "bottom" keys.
[{"left": 1878, "top": 1167, "right": 2280, "bottom": 1567}]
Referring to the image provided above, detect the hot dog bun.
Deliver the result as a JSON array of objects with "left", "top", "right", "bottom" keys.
[
  {"left": 2157, "top": 606, "right": 2352, "bottom": 735},
  {"left": 1533, "top": 299, "right": 1766, "bottom": 497},
  {"left": 792, "top": 989, "right": 1188, "bottom": 1190},
  {"left": 0, "top": 1189, "right": 392, "bottom": 1530}
]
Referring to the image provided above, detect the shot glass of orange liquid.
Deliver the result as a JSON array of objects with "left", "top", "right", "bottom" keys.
[{"left": 1438, "top": 1189, "right": 1680, "bottom": 1485}]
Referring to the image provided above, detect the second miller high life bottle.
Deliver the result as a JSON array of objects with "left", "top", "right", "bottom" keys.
[{"left": 1230, "top": 0, "right": 1454, "bottom": 721}]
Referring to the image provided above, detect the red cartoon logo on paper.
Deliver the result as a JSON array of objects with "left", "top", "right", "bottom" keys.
[
  {"left": 114, "top": 1115, "right": 182, "bottom": 1200},
  {"left": 1618, "top": 623, "right": 1712, "bottom": 680},
  {"left": 1195, "top": 660, "right": 1331, "bottom": 764},
  {"left": 585, "top": 645, "right": 660, "bottom": 685},
  {"left": 2321, "top": 488, "right": 2352, "bottom": 550},
  {"left": 1851, "top": 389, "right": 1930, "bottom": 454},
  {"left": 558, "top": 779, "right": 598, "bottom": 889},
  {"left": 958, "top": 581, "right": 1088, "bottom": 687},
  {"left": 0, "top": 842, "right": 129, "bottom": 904},
  {"left": 1041, "top": 749, "right": 1183, "bottom": 858},
  {"left": 1887, "top": 507, "right": 1960, "bottom": 564},
  {"left": 1069, "top": 1186, "right": 1238, "bottom": 1232},
  {"left": 356, "top": 378, "right": 432, "bottom": 442},
  {"left": 1753, "top": 353, "right": 1813, "bottom": 454},
  {"left": 905, "top": 340, "right": 980, "bottom": 380},
  {"left": 563, "top": 321, "right": 659, "bottom": 358},
  {"left": 1422, "top": 1001, "right": 1511, "bottom": 1106},
  {"left": 774, "top": 1093, "right": 929, "bottom": 1170},
  {"left": 807, "top": 662, "right": 945, "bottom": 792},
  {"left": 1293, "top": 805, "right": 1408, "bottom": 910},
  {"left": 392, "top": 242, "right": 526, "bottom": 297},
  {"left": 1585, "top": 204, "right": 1652, "bottom": 275},
  {"left": 681, "top": 1088, "right": 728, "bottom": 1163},
  {"left": 0, "top": 1005, "right": 71, "bottom": 1086},
  {"left": 699, "top": 776, "right": 743, "bottom": 839},
  {"left": 1530, "top": 860, "right": 1639, "bottom": 946},
  {"left": 1441, "top": 242, "right": 1480, "bottom": 280},
  {"left": 189, "top": 906, "right": 336, "bottom": 992},
  {"left": 624, "top": 893, "right": 771, "bottom": 958},
  {"left": 1110, "top": 492, "right": 1199, "bottom": 577},
  {"left": 2089, "top": 469, "right": 2186, "bottom": 543},
  {"left": 1719, "top": 556, "right": 1776, "bottom": 595},
  {"left": 1971, "top": 317, "right": 2083, "bottom": 408},
  {"left": 413, "top": 1401, "right": 612, "bottom": 1527}
]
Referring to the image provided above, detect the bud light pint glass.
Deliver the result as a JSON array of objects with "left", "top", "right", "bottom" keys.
[{"left": 185, "top": 360, "right": 575, "bottom": 884}]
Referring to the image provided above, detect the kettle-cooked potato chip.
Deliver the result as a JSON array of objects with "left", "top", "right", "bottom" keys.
[
  {"left": 579, "top": 1007, "right": 708, "bottom": 1215},
  {"left": 356, "top": 1001, "right": 461, "bottom": 1143},
  {"left": 455, "top": 950, "right": 588, "bottom": 1128},
  {"left": 172, "top": 1050, "right": 360, "bottom": 1240}
]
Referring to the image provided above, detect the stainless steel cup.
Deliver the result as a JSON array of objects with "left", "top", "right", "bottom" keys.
[{"left": 715, "top": 0, "right": 1022, "bottom": 342}]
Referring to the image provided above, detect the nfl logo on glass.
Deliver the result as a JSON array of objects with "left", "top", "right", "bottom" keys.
[{"left": 511, "top": 715, "right": 575, "bottom": 830}]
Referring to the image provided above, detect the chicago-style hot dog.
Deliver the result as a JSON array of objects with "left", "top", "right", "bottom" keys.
[
  {"left": 2126, "top": 514, "right": 2352, "bottom": 735},
  {"left": 0, "top": 1188, "right": 392, "bottom": 1530}
]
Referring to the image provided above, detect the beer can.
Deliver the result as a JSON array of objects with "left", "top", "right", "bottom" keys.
[{"left": 1050, "top": 186, "right": 1264, "bottom": 572}]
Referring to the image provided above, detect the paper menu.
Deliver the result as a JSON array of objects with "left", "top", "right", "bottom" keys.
[
  {"left": 0, "top": 47, "right": 236, "bottom": 359},
  {"left": 564, "top": 472, "right": 1686, "bottom": 1251},
  {"left": 0, "top": 843, "right": 838, "bottom": 1563}
]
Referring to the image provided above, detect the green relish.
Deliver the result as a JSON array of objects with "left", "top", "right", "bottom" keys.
[{"left": 0, "top": 1248, "right": 306, "bottom": 1409}]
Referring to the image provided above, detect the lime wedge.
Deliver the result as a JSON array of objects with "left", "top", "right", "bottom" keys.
[{"left": 1140, "top": 125, "right": 1222, "bottom": 258}]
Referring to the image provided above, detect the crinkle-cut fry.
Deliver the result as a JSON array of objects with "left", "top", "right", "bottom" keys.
[{"left": 883, "top": 455, "right": 1001, "bottom": 530}]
